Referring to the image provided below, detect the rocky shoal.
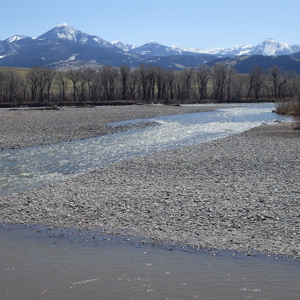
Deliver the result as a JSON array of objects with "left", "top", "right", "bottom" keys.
[{"left": 0, "top": 106, "right": 299, "bottom": 258}]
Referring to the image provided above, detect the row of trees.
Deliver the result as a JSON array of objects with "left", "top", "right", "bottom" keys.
[{"left": 0, "top": 64, "right": 300, "bottom": 105}]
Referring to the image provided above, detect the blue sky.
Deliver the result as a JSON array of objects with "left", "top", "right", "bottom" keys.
[{"left": 1, "top": 0, "right": 299, "bottom": 49}]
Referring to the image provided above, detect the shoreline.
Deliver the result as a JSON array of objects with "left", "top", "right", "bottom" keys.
[
  {"left": 0, "top": 104, "right": 216, "bottom": 150},
  {"left": 0, "top": 105, "right": 299, "bottom": 259}
]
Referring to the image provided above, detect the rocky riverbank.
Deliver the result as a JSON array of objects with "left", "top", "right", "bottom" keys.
[
  {"left": 0, "top": 105, "right": 299, "bottom": 258},
  {"left": 0, "top": 104, "right": 214, "bottom": 150}
]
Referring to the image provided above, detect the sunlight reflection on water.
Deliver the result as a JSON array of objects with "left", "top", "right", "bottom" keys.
[
  {"left": 0, "top": 103, "right": 291, "bottom": 196},
  {"left": 0, "top": 104, "right": 297, "bottom": 300}
]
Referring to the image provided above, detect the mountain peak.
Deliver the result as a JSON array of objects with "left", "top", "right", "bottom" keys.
[
  {"left": 264, "top": 38, "right": 278, "bottom": 43},
  {"left": 252, "top": 38, "right": 297, "bottom": 56},
  {"left": 37, "top": 23, "right": 79, "bottom": 41},
  {"left": 6, "top": 35, "right": 28, "bottom": 43},
  {"left": 111, "top": 40, "right": 136, "bottom": 51},
  {"left": 57, "top": 23, "right": 70, "bottom": 27}
]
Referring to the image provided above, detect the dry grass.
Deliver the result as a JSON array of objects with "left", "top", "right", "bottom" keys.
[
  {"left": 276, "top": 98, "right": 300, "bottom": 127},
  {"left": 293, "top": 101, "right": 300, "bottom": 125}
]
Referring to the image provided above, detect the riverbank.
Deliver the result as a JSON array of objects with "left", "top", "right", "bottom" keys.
[
  {"left": 0, "top": 105, "right": 299, "bottom": 259},
  {"left": 0, "top": 104, "right": 215, "bottom": 150}
]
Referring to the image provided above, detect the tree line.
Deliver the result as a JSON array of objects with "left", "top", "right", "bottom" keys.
[{"left": 0, "top": 63, "right": 300, "bottom": 106}]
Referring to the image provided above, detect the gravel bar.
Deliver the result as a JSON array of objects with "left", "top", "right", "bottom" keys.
[
  {"left": 0, "top": 105, "right": 299, "bottom": 258},
  {"left": 0, "top": 104, "right": 214, "bottom": 150}
]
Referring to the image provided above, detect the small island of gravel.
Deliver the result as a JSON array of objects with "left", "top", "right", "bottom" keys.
[
  {"left": 0, "top": 105, "right": 299, "bottom": 259},
  {"left": 0, "top": 104, "right": 215, "bottom": 150}
]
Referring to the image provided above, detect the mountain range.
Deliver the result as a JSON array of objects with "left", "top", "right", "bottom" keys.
[{"left": 1, "top": 23, "right": 300, "bottom": 73}]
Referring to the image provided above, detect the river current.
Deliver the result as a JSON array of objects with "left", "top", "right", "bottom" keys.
[
  {"left": 0, "top": 103, "right": 290, "bottom": 196},
  {"left": 1, "top": 103, "right": 298, "bottom": 300}
]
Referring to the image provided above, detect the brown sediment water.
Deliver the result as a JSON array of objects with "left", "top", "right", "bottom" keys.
[{"left": 1, "top": 225, "right": 300, "bottom": 300}]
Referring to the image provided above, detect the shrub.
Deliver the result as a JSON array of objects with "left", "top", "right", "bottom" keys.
[{"left": 292, "top": 100, "right": 300, "bottom": 125}]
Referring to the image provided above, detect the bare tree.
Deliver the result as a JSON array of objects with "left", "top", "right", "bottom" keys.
[
  {"left": 66, "top": 69, "right": 80, "bottom": 102},
  {"left": 128, "top": 68, "right": 139, "bottom": 100},
  {"left": 37, "top": 68, "right": 54, "bottom": 103},
  {"left": 269, "top": 65, "right": 291, "bottom": 99},
  {"left": 92, "top": 71, "right": 104, "bottom": 101},
  {"left": 137, "top": 64, "right": 149, "bottom": 102},
  {"left": 55, "top": 71, "right": 69, "bottom": 102},
  {"left": 212, "top": 64, "right": 227, "bottom": 101},
  {"left": 5, "top": 70, "right": 22, "bottom": 104},
  {"left": 44, "top": 68, "right": 55, "bottom": 102},
  {"left": 27, "top": 66, "right": 42, "bottom": 102},
  {"left": 226, "top": 66, "right": 236, "bottom": 102},
  {"left": 230, "top": 73, "right": 247, "bottom": 102},
  {"left": 246, "top": 66, "right": 265, "bottom": 100},
  {"left": 155, "top": 67, "right": 164, "bottom": 101},
  {"left": 165, "top": 69, "right": 175, "bottom": 102},
  {"left": 196, "top": 65, "right": 210, "bottom": 102},
  {"left": 146, "top": 65, "right": 157, "bottom": 101},
  {"left": 76, "top": 70, "right": 88, "bottom": 103},
  {"left": 82, "top": 68, "right": 97, "bottom": 101},
  {"left": 0, "top": 70, "right": 6, "bottom": 102},
  {"left": 119, "top": 64, "right": 131, "bottom": 100},
  {"left": 100, "top": 65, "right": 118, "bottom": 100},
  {"left": 181, "top": 67, "right": 194, "bottom": 100}
]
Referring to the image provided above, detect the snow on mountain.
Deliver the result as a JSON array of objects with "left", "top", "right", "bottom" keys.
[
  {"left": 6, "top": 35, "right": 29, "bottom": 43},
  {"left": 4, "top": 23, "right": 300, "bottom": 58},
  {"left": 173, "top": 39, "right": 300, "bottom": 57},
  {"left": 130, "top": 41, "right": 189, "bottom": 57},
  {"left": 0, "top": 35, "right": 34, "bottom": 56},
  {"left": 37, "top": 23, "right": 115, "bottom": 49},
  {"left": 177, "top": 45, "right": 225, "bottom": 55},
  {"left": 175, "top": 44, "right": 255, "bottom": 56},
  {"left": 37, "top": 23, "right": 79, "bottom": 41},
  {"left": 0, "top": 54, "right": 11, "bottom": 59},
  {"left": 2, "top": 23, "right": 300, "bottom": 70},
  {"left": 251, "top": 38, "right": 300, "bottom": 56},
  {"left": 111, "top": 41, "right": 136, "bottom": 51},
  {"left": 226, "top": 44, "right": 254, "bottom": 56}
]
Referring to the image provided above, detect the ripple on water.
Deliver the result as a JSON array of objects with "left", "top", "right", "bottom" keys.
[
  {"left": 0, "top": 224, "right": 300, "bottom": 300},
  {"left": 0, "top": 103, "right": 291, "bottom": 196}
]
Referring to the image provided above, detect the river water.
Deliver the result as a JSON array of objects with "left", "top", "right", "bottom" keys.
[
  {"left": 1, "top": 103, "right": 298, "bottom": 300},
  {"left": 0, "top": 103, "right": 290, "bottom": 196},
  {"left": 1, "top": 224, "right": 300, "bottom": 300}
]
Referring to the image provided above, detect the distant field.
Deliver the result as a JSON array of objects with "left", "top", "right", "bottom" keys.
[{"left": 0, "top": 66, "right": 30, "bottom": 76}]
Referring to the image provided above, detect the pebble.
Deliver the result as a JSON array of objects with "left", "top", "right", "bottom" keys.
[{"left": 0, "top": 105, "right": 299, "bottom": 259}]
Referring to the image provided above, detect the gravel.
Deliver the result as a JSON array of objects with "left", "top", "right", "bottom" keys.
[
  {"left": 0, "top": 105, "right": 299, "bottom": 258},
  {"left": 0, "top": 105, "right": 214, "bottom": 150}
]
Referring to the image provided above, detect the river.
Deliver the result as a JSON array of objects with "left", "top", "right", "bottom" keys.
[{"left": 1, "top": 103, "right": 298, "bottom": 300}]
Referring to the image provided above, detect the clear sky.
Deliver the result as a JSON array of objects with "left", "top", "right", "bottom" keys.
[{"left": 1, "top": 0, "right": 299, "bottom": 49}]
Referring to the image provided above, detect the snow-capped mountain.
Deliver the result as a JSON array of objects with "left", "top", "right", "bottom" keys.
[
  {"left": 224, "top": 44, "right": 254, "bottom": 56},
  {"left": 37, "top": 23, "right": 116, "bottom": 49},
  {"left": 111, "top": 41, "right": 136, "bottom": 52},
  {"left": 2, "top": 24, "right": 300, "bottom": 58},
  {"left": 0, "top": 35, "right": 35, "bottom": 56},
  {"left": 129, "top": 41, "right": 183, "bottom": 57},
  {"left": 176, "top": 39, "right": 300, "bottom": 57},
  {"left": 6, "top": 35, "right": 29, "bottom": 43},
  {"left": 1, "top": 23, "right": 300, "bottom": 72},
  {"left": 175, "top": 45, "right": 225, "bottom": 55},
  {"left": 128, "top": 41, "right": 206, "bottom": 58},
  {"left": 251, "top": 38, "right": 300, "bottom": 56}
]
